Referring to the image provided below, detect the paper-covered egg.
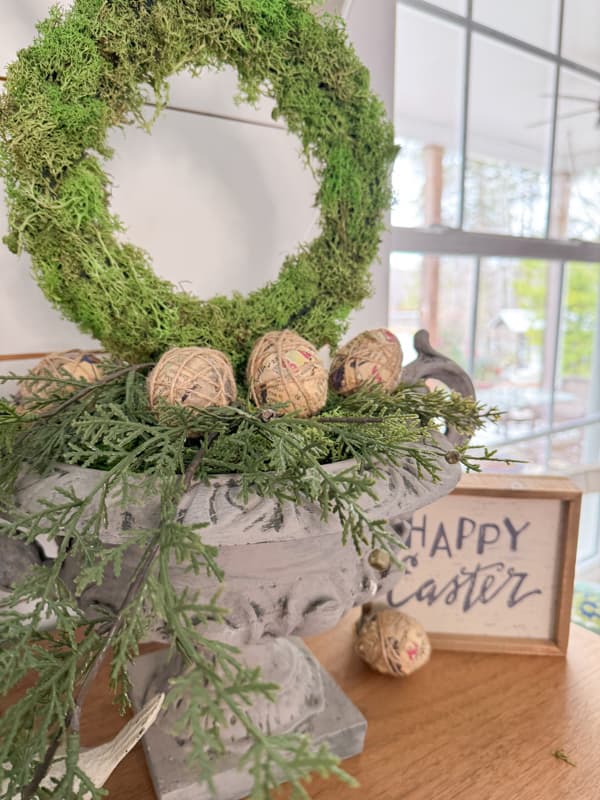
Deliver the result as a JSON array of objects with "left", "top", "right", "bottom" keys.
[
  {"left": 147, "top": 347, "right": 237, "bottom": 413},
  {"left": 17, "top": 350, "right": 102, "bottom": 410},
  {"left": 329, "top": 328, "right": 402, "bottom": 396},
  {"left": 355, "top": 607, "right": 431, "bottom": 677},
  {"left": 247, "top": 330, "right": 328, "bottom": 418}
]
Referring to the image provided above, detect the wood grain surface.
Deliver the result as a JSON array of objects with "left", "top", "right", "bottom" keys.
[{"left": 2, "top": 612, "right": 599, "bottom": 800}]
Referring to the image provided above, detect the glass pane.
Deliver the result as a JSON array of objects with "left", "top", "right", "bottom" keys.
[
  {"left": 391, "top": 141, "right": 425, "bottom": 228},
  {"left": 474, "top": 258, "right": 547, "bottom": 389},
  {"left": 469, "top": 258, "right": 553, "bottom": 470},
  {"left": 576, "top": 489, "right": 600, "bottom": 564},
  {"left": 571, "top": 424, "right": 600, "bottom": 564},
  {"left": 476, "top": 438, "right": 549, "bottom": 474},
  {"left": 549, "top": 252, "right": 599, "bottom": 474},
  {"left": 389, "top": 252, "right": 422, "bottom": 360},
  {"left": 388, "top": 252, "right": 474, "bottom": 364},
  {"left": 473, "top": 0, "right": 559, "bottom": 51},
  {"left": 390, "top": 251, "right": 600, "bottom": 495},
  {"left": 393, "top": 6, "right": 465, "bottom": 227},
  {"left": 556, "top": 261, "right": 600, "bottom": 415},
  {"left": 466, "top": 259, "right": 600, "bottom": 476},
  {"left": 548, "top": 428, "right": 585, "bottom": 471},
  {"left": 437, "top": 257, "right": 475, "bottom": 364},
  {"left": 541, "top": 260, "right": 599, "bottom": 470},
  {"left": 464, "top": 36, "right": 553, "bottom": 236},
  {"left": 563, "top": 0, "right": 600, "bottom": 73},
  {"left": 568, "top": 168, "right": 600, "bottom": 242},
  {"left": 552, "top": 71, "right": 600, "bottom": 241},
  {"left": 570, "top": 427, "right": 600, "bottom": 566}
]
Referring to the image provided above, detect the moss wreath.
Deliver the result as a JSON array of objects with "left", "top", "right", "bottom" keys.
[{"left": 0, "top": 0, "right": 397, "bottom": 376}]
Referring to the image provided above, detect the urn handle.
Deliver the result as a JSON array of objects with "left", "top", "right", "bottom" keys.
[{"left": 400, "top": 329, "right": 476, "bottom": 447}]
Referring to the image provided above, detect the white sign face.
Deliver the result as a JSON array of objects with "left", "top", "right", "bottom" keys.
[{"left": 387, "top": 493, "right": 565, "bottom": 639}]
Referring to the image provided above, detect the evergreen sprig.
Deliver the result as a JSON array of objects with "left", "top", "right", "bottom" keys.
[{"left": 0, "top": 367, "right": 502, "bottom": 798}]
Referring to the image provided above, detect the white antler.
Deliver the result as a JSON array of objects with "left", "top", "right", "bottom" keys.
[{"left": 2, "top": 693, "right": 164, "bottom": 799}]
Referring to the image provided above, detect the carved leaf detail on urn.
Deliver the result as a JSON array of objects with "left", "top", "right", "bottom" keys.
[{"left": 9, "top": 433, "right": 461, "bottom": 647}]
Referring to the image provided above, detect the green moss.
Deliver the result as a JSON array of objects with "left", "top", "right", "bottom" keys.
[{"left": 0, "top": 0, "right": 397, "bottom": 376}]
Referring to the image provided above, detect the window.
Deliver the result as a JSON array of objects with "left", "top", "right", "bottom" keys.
[{"left": 391, "top": 0, "right": 600, "bottom": 570}]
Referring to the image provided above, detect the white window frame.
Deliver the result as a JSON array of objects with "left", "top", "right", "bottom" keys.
[{"left": 389, "top": 0, "right": 600, "bottom": 570}]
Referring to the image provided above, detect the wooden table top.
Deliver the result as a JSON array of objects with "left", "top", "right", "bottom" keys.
[{"left": 4, "top": 612, "right": 600, "bottom": 799}]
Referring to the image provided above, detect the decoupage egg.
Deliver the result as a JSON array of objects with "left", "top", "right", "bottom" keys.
[
  {"left": 247, "top": 330, "right": 328, "bottom": 418},
  {"left": 147, "top": 346, "right": 237, "bottom": 413},
  {"left": 354, "top": 606, "right": 431, "bottom": 677},
  {"left": 16, "top": 350, "right": 102, "bottom": 409},
  {"left": 329, "top": 328, "right": 402, "bottom": 395}
]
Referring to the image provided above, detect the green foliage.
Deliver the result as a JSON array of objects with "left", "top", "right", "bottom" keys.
[
  {"left": 0, "top": 365, "right": 500, "bottom": 798},
  {"left": 0, "top": 4, "right": 497, "bottom": 797},
  {"left": 0, "top": 0, "right": 397, "bottom": 377},
  {"left": 513, "top": 260, "right": 600, "bottom": 377},
  {"left": 512, "top": 260, "right": 546, "bottom": 352},
  {"left": 561, "top": 263, "right": 600, "bottom": 377}
]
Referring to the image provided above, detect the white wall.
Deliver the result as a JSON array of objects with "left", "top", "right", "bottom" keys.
[{"left": 0, "top": 1, "right": 394, "bottom": 388}]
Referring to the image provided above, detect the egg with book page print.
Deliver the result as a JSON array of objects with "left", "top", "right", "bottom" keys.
[
  {"left": 147, "top": 347, "right": 237, "bottom": 414},
  {"left": 16, "top": 350, "right": 102, "bottom": 411},
  {"left": 355, "top": 607, "right": 431, "bottom": 677},
  {"left": 247, "top": 330, "right": 328, "bottom": 418},
  {"left": 329, "top": 328, "right": 403, "bottom": 396}
]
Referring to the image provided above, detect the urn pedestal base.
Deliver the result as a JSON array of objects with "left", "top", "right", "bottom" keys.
[{"left": 129, "top": 639, "right": 366, "bottom": 800}]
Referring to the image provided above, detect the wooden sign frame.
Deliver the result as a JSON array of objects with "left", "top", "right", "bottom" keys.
[{"left": 387, "top": 474, "right": 581, "bottom": 656}]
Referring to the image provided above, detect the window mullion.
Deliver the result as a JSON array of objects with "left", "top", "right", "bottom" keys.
[
  {"left": 584, "top": 275, "right": 600, "bottom": 462},
  {"left": 457, "top": 0, "right": 473, "bottom": 229},
  {"left": 545, "top": 0, "right": 565, "bottom": 239},
  {"left": 488, "top": 412, "right": 600, "bottom": 448},
  {"left": 467, "top": 256, "right": 481, "bottom": 376},
  {"left": 391, "top": 228, "right": 600, "bottom": 263},
  {"left": 397, "top": 0, "right": 600, "bottom": 84},
  {"left": 543, "top": 260, "right": 566, "bottom": 468}
]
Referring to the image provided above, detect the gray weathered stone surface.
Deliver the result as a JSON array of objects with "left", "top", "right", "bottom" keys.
[
  {"left": 8, "top": 432, "right": 461, "bottom": 646},
  {"left": 401, "top": 329, "right": 476, "bottom": 446},
  {"left": 142, "top": 638, "right": 326, "bottom": 753},
  {"left": 129, "top": 639, "right": 367, "bottom": 800},
  {"left": 0, "top": 536, "right": 42, "bottom": 591}
]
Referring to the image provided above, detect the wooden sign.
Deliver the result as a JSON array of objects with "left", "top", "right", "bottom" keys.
[{"left": 386, "top": 474, "right": 581, "bottom": 655}]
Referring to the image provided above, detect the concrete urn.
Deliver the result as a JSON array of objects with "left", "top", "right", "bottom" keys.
[{"left": 2, "top": 331, "right": 474, "bottom": 800}]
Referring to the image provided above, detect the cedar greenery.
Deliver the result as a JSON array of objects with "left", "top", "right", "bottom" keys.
[
  {"left": 0, "top": 1, "right": 500, "bottom": 797},
  {"left": 0, "top": 0, "right": 397, "bottom": 376},
  {"left": 0, "top": 366, "right": 502, "bottom": 798}
]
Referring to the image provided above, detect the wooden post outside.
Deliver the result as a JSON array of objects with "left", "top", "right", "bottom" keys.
[{"left": 549, "top": 171, "right": 571, "bottom": 240}]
